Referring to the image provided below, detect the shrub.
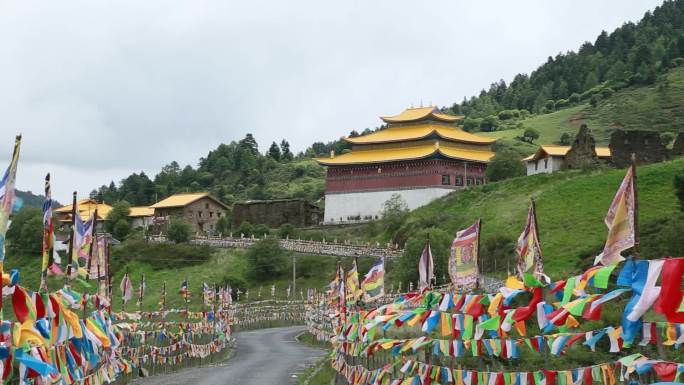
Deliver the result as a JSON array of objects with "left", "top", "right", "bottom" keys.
[
  {"left": 522, "top": 128, "right": 540, "bottom": 143},
  {"left": 167, "top": 218, "right": 192, "bottom": 243},
  {"left": 382, "top": 194, "right": 409, "bottom": 235},
  {"left": 558, "top": 133, "right": 572, "bottom": 145},
  {"left": 544, "top": 100, "right": 556, "bottom": 111},
  {"left": 253, "top": 224, "right": 270, "bottom": 237},
  {"left": 277, "top": 223, "right": 296, "bottom": 238},
  {"left": 554, "top": 99, "right": 569, "bottom": 109},
  {"left": 237, "top": 221, "right": 254, "bottom": 237},
  {"left": 485, "top": 150, "right": 526, "bottom": 182},
  {"left": 462, "top": 117, "right": 482, "bottom": 132},
  {"left": 568, "top": 93, "right": 580, "bottom": 104},
  {"left": 105, "top": 201, "right": 131, "bottom": 234},
  {"left": 479, "top": 116, "right": 499, "bottom": 132},
  {"left": 113, "top": 219, "right": 131, "bottom": 240},
  {"left": 6, "top": 207, "right": 42, "bottom": 255},
  {"left": 590, "top": 95, "right": 601, "bottom": 107},
  {"left": 246, "top": 238, "right": 288, "bottom": 281}
]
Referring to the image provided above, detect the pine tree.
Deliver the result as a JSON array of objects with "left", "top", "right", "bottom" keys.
[{"left": 268, "top": 141, "right": 281, "bottom": 161}]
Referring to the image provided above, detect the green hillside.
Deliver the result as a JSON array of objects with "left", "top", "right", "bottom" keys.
[
  {"left": 388, "top": 157, "right": 684, "bottom": 278},
  {"left": 482, "top": 65, "right": 684, "bottom": 154}
]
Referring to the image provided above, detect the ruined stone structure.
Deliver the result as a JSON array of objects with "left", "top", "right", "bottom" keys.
[
  {"left": 672, "top": 132, "right": 684, "bottom": 156},
  {"left": 565, "top": 124, "right": 600, "bottom": 169},
  {"left": 609, "top": 129, "right": 668, "bottom": 168},
  {"left": 232, "top": 198, "right": 322, "bottom": 228}
]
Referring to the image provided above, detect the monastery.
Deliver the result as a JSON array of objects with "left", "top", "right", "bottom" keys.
[{"left": 316, "top": 107, "right": 497, "bottom": 223}]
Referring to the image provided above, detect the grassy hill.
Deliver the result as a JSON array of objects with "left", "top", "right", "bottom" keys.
[
  {"left": 388, "top": 157, "right": 684, "bottom": 278},
  {"left": 483, "top": 65, "right": 684, "bottom": 153}
]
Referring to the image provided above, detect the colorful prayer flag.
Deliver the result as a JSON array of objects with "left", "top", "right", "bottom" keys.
[
  {"left": 120, "top": 273, "right": 133, "bottom": 303},
  {"left": 345, "top": 258, "right": 362, "bottom": 304},
  {"left": 595, "top": 165, "right": 635, "bottom": 266},
  {"left": 40, "top": 173, "right": 53, "bottom": 291},
  {"left": 0, "top": 135, "right": 21, "bottom": 263},
  {"left": 418, "top": 241, "right": 434, "bottom": 291},
  {"left": 449, "top": 220, "right": 480, "bottom": 289},
  {"left": 516, "top": 201, "right": 545, "bottom": 280},
  {"left": 362, "top": 258, "right": 385, "bottom": 302}
]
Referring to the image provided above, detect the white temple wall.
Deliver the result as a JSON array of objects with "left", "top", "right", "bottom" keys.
[{"left": 323, "top": 187, "right": 455, "bottom": 223}]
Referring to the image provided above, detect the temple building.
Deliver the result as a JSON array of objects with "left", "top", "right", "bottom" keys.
[{"left": 316, "top": 107, "right": 497, "bottom": 223}]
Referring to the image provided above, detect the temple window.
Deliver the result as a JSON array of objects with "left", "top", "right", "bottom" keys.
[
  {"left": 441, "top": 174, "right": 450, "bottom": 185},
  {"left": 455, "top": 176, "right": 463, "bottom": 186},
  {"left": 467, "top": 177, "right": 474, "bottom": 186}
]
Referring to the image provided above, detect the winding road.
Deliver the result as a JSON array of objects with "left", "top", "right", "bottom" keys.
[{"left": 131, "top": 326, "right": 326, "bottom": 385}]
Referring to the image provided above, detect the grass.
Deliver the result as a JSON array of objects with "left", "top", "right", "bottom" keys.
[
  {"left": 392, "top": 157, "right": 684, "bottom": 277},
  {"left": 482, "top": 66, "right": 684, "bottom": 153}
]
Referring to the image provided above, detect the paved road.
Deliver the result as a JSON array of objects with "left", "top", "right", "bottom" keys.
[{"left": 131, "top": 326, "right": 326, "bottom": 385}]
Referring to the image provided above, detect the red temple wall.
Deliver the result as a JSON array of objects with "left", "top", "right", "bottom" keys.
[{"left": 326, "top": 159, "right": 487, "bottom": 193}]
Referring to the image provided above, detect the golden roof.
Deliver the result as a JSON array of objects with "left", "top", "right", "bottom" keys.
[
  {"left": 380, "top": 107, "right": 464, "bottom": 124},
  {"left": 128, "top": 206, "right": 155, "bottom": 217},
  {"left": 55, "top": 199, "right": 112, "bottom": 221},
  {"left": 150, "top": 192, "right": 229, "bottom": 209},
  {"left": 346, "top": 123, "right": 496, "bottom": 145},
  {"left": 522, "top": 145, "right": 612, "bottom": 161},
  {"left": 316, "top": 142, "right": 494, "bottom": 165}
]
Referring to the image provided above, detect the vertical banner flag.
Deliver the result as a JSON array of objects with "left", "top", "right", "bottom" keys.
[
  {"left": 516, "top": 202, "right": 545, "bottom": 281},
  {"left": 137, "top": 274, "right": 146, "bottom": 307},
  {"left": 179, "top": 280, "right": 190, "bottom": 300},
  {"left": 449, "top": 220, "right": 480, "bottom": 288},
  {"left": 595, "top": 165, "right": 635, "bottom": 266},
  {"left": 362, "top": 258, "right": 385, "bottom": 302},
  {"left": 337, "top": 265, "right": 346, "bottom": 308},
  {"left": 0, "top": 135, "right": 21, "bottom": 263},
  {"left": 40, "top": 173, "right": 53, "bottom": 291},
  {"left": 88, "top": 235, "right": 106, "bottom": 280},
  {"left": 345, "top": 258, "right": 361, "bottom": 304},
  {"left": 418, "top": 240, "right": 434, "bottom": 291},
  {"left": 120, "top": 273, "right": 132, "bottom": 303}
]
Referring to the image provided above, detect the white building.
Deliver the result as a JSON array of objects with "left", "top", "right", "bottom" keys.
[
  {"left": 129, "top": 206, "right": 155, "bottom": 230},
  {"left": 523, "top": 145, "right": 611, "bottom": 176}
]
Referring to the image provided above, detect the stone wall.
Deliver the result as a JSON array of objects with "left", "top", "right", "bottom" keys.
[
  {"left": 609, "top": 129, "right": 668, "bottom": 168},
  {"left": 232, "top": 199, "right": 322, "bottom": 228}
]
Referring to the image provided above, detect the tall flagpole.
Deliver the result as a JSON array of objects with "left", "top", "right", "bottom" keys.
[
  {"left": 631, "top": 153, "right": 640, "bottom": 259},
  {"left": 475, "top": 219, "right": 482, "bottom": 291},
  {"left": 65, "top": 191, "right": 77, "bottom": 287},
  {"left": 40, "top": 173, "right": 53, "bottom": 293}
]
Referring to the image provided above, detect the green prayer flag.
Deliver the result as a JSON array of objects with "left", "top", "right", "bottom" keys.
[
  {"left": 523, "top": 273, "right": 545, "bottom": 288},
  {"left": 478, "top": 315, "right": 501, "bottom": 331},
  {"left": 561, "top": 277, "right": 576, "bottom": 306},
  {"left": 464, "top": 315, "right": 474, "bottom": 339},
  {"left": 568, "top": 297, "right": 588, "bottom": 316},
  {"left": 593, "top": 265, "right": 617, "bottom": 289}
]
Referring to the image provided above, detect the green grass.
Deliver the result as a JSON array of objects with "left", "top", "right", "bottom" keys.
[
  {"left": 482, "top": 66, "right": 684, "bottom": 153},
  {"left": 393, "top": 157, "right": 684, "bottom": 277}
]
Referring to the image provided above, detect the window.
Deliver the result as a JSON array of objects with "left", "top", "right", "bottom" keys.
[
  {"left": 475, "top": 178, "right": 482, "bottom": 185},
  {"left": 467, "top": 177, "right": 474, "bottom": 186},
  {"left": 544, "top": 159, "right": 548, "bottom": 169},
  {"left": 205, "top": 203, "right": 209, "bottom": 209},
  {"left": 217, "top": 213, "right": 222, "bottom": 218},
  {"left": 535, "top": 161, "right": 539, "bottom": 171},
  {"left": 454, "top": 176, "right": 463, "bottom": 186},
  {"left": 198, "top": 211, "right": 203, "bottom": 218},
  {"left": 210, "top": 212, "right": 214, "bottom": 218},
  {"left": 441, "top": 174, "right": 450, "bottom": 185}
]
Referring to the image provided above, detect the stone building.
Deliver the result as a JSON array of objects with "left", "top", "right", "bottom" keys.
[
  {"left": 609, "top": 129, "right": 668, "bottom": 168},
  {"left": 150, "top": 192, "right": 229, "bottom": 234},
  {"left": 232, "top": 198, "right": 322, "bottom": 228},
  {"left": 315, "top": 106, "right": 496, "bottom": 223}
]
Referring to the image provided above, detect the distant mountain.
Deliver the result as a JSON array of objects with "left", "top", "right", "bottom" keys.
[{"left": 15, "top": 190, "right": 62, "bottom": 209}]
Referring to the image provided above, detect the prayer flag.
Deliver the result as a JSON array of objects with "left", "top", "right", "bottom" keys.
[
  {"left": 449, "top": 220, "right": 480, "bottom": 289},
  {"left": 119, "top": 273, "right": 132, "bottom": 303},
  {"left": 516, "top": 201, "right": 545, "bottom": 281},
  {"left": 418, "top": 241, "right": 434, "bottom": 291},
  {"left": 346, "top": 258, "right": 362, "bottom": 304},
  {"left": 40, "top": 174, "right": 54, "bottom": 291},
  {"left": 0, "top": 135, "right": 21, "bottom": 263},
  {"left": 595, "top": 166, "right": 635, "bottom": 266},
  {"left": 362, "top": 258, "right": 385, "bottom": 302}
]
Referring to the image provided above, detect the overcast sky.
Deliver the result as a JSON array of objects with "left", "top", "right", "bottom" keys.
[{"left": 0, "top": 0, "right": 663, "bottom": 203}]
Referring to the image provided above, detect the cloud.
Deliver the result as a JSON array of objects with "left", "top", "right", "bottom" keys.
[{"left": 0, "top": 0, "right": 662, "bottom": 202}]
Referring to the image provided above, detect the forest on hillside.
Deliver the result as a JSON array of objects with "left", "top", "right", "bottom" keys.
[{"left": 91, "top": 0, "right": 684, "bottom": 207}]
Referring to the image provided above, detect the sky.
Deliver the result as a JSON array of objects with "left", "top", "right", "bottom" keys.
[{"left": 0, "top": 0, "right": 663, "bottom": 203}]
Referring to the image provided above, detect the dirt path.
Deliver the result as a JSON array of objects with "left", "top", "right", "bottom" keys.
[{"left": 130, "top": 326, "right": 325, "bottom": 385}]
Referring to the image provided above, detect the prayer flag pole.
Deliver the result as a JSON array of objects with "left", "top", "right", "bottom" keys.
[
  {"left": 631, "top": 153, "right": 640, "bottom": 259},
  {"left": 65, "top": 191, "right": 77, "bottom": 287},
  {"left": 475, "top": 219, "right": 482, "bottom": 291},
  {"left": 39, "top": 173, "right": 53, "bottom": 293}
]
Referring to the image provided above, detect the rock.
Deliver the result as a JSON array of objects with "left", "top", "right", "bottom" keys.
[{"left": 565, "top": 124, "right": 599, "bottom": 169}]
